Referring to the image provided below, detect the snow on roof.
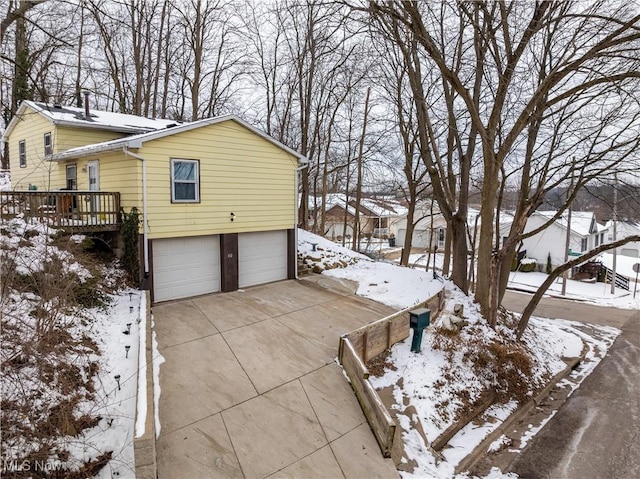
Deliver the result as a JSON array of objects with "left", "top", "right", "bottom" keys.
[
  {"left": 322, "top": 197, "right": 358, "bottom": 216},
  {"left": 604, "top": 219, "right": 640, "bottom": 237},
  {"left": 23, "top": 100, "right": 180, "bottom": 134},
  {"left": 466, "top": 207, "right": 513, "bottom": 227},
  {"left": 359, "top": 198, "right": 407, "bottom": 217},
  {"left": 49, "top": 114, "right": 307, "bottom": 163},
  {"left": 310, "top": 195, "right": 407, "bottom": 217},
  {"left": 308, "top": 194, "right": 346, "bottom": 211},
  {"left": 535, "top": 210, "right": 598, "bottom": 237}
]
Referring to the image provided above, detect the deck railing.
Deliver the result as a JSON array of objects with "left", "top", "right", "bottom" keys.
[{"left": 0, "top": 190, "right": 121, "bottom": 232}]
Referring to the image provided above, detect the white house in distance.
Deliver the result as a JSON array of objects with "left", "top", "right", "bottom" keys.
[
  {"left": 310, "top": 194, "right": 407, "bottom": 240},
  {"left": 394, "top": 200, "right": 448, "bottom": 250},
  {"left": 395, "top": 202, "right": 513, "bottom": 253},
  {"left": 605, "top": 220, "right": 640, "bottom": 258},
  {"left": 514, "top": 210, "right": 607, "bottom": 269}
]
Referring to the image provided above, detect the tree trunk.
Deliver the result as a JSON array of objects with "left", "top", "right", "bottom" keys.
[
  {"left": 352, "top": 87, "right": 371, "bottom": 251},
  {"left": 400, "top": 198, "right": 416, "bottom": 266},
  {"left": 449, "top": 212, "right": 468, "bottom": 291},
  {"left": 442, "top": 224, "right": 451, "bottom": 276},
  {"left": 74, "top": 8, "right": 84, "bottom": 107},
  {"left": 476, "top": 150, "right": 500, "bottom": 324}
]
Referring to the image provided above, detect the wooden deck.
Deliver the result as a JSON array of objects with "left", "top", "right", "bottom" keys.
[{"left": 0, "top": 191, "right": 121, "bottom": 232}]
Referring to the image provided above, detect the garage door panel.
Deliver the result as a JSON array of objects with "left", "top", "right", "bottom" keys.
[
  {"left": 153, "top": 235, "right": 220, "bottom": 302},
  {"left": 239, "top": 231, "right": 287, "bottom": 288}
]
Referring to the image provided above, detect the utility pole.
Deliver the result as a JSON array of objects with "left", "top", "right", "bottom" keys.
[
  {"left": 561, "top": 158, "right": 575, "bottom": 296},
  {"left": 611, "top": 172, "right": 618, "bottom": 294}
]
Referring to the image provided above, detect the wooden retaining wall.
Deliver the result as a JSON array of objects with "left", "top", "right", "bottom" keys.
[{"left": 338, "top": 289, "right": 446, "bottom": 457}]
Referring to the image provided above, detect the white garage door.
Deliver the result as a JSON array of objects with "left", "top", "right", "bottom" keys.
[
  {"left": 153, "top": 236, "right": 220, "bottom": 302},
  {"left": 239, "top": 230, "right": 288, "bottom": 288}
]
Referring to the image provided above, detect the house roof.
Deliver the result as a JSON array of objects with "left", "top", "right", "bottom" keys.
[
  {"left": 535, "top": 210, "right": 603, "bottom": 237},
  {"left": 604, "top": 219, "right": 640, "bottom": 237},
  {"left": 358, "top": 198, "right": 407, "bottom": 217},
  {"left": 48, "top": 114, "right": 307, "bottom": 164},
  {"left": 310, "top": 195, "right": 407, "bottom": 217},
  {"left": 4, "top": 101, "right": 307, "bottom": 165},
  {"left": 3, "top": 100, "right": 180, "bottom": 139}
]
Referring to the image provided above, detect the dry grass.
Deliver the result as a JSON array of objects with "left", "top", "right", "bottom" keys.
[
  {"left": 367, "top": 349, "right": 397, "bottom": 377},
  {"left": 1, "top": 221, "right": 127, "bottom": 476},
  {"left": 429, "top": 312, "right": 540, "bottom": 421}
]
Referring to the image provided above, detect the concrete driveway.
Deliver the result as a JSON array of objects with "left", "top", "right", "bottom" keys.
[{"left": 153, "top": 276, "right": 400, "bottom": 478}]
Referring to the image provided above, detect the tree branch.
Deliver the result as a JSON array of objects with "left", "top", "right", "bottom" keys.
[{"left": 515, "top": 234, "right": 640, "bottom": 339}]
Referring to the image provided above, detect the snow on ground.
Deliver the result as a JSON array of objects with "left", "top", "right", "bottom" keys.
[
  {"left": 508, "top": 270, "right": 639, "bottom": 310},
  {"left": 85, "top": 290, "right": 143, "bottom": 479},
  {"left": 151, "top": 317, "right": 166, "bottom": 438},
  {"left": 0, "top": 170, "right": 10, "bottom": 191},
  {"left": 0, "top": 216, "right": 141, "bottom": 477},
  {"left": 299, "top": 230, "right": 623, "bottom": 479},
  {"left": 599, "top": 252, "right": 640, "bottom": 281},
  {"left": 299, "top": 229, "right": 443, "bottom": 309},
  {"left": 325, "top": 260, "right": 443, "bottom": 310},
  {"left": 403, "top": 250, "right": 639, "bottom": 310},
  {"left": 365, "top": 286, "right": 619, "bottom": 479}
]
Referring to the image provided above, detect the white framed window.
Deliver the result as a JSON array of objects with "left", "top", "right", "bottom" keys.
[
  {"left": 581, "top": 237, "right": 588, "bottom": 252},
  {"left": 44, "top": 132, "right": 52, "bottom": 156},
  {"left": 437, "top": 227, "right": 446, "bottom": 248},
  {"left": 66, "top": 164, "right": 77, "bottom": 190},
  {"left": 171, "top": 159, "right": 199, "bottom": 202},
  {"left": 19, "top": 140, "right": 26, "bottom": 167}
]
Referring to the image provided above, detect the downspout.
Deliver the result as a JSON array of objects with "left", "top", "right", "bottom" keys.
[
  {"left": 296, "top": 162, "right": 308, "bottom": 279},
  {"left": 123, "top": 147, "right": 150, "bottom": 279}
]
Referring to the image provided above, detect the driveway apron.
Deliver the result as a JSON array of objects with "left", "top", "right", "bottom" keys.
[{"left": 153, "top": 276, "right": 400, "bottom": 479}]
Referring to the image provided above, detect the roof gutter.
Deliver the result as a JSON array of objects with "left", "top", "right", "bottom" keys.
[
  {"left": 50, "top": 141, "right": 127, "bottom": 162},
  {"left": 122, "top": 147, "right": 150, "bottom": 282}
]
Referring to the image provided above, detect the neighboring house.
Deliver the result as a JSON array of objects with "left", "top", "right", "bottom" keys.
[
  {"left": 395, "top": 203, "right": 496, "bottom": 253},
  {"left": 394, "top": 200, "right": 449, "bottom": 250},
  {"left": 508, "top": 210, "right": 607, "bottom": 269},
  {"left": 605, "top": 220, "right": 640, "bottom": 258},
  {"left": 3, "top": 100, "right": 306, "bottom": 302},
  {"left": 316, "top": 195, "right": 406, "bottom": 240},
  {"left": 322, "top": 199, "right": 357, "bottom": 240}
]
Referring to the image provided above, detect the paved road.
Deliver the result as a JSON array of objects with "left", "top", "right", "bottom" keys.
[
  {"left": 503, "top": 291, "right": 640, "bottom": 479},
  {"left": 502, "top": 290, "right": 634, "bottom": 329}
]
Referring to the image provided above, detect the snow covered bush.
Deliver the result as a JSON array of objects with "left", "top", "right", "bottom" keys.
[{"left": 519, "top": 257, "right": 537, "bottom": 272}]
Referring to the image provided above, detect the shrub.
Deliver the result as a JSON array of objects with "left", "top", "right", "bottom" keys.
[
  {"left": 520, "top": 258, "right": 537, "bottom": 272},
  {"left": 546, "top": 253, "right": 552, "bottom": 274},
  {"left": 121, "top": 207, "right": 141, "bottom": 282}
]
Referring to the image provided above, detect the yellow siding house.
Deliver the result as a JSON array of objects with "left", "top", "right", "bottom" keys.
[{"left": 3, "top": 100, "right": 307, "bottom": 302}]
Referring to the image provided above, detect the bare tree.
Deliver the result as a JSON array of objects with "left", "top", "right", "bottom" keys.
[
  {"left": 372, "top": 31, "right": 430, "bottom": 266},
  {"left": 368, "top": 0, "right": 640, "bottom": 329}
]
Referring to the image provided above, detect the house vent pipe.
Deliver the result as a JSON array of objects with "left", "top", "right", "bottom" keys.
[{"left": 84, "top": 91, "right": 90, "bottom": 119}]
